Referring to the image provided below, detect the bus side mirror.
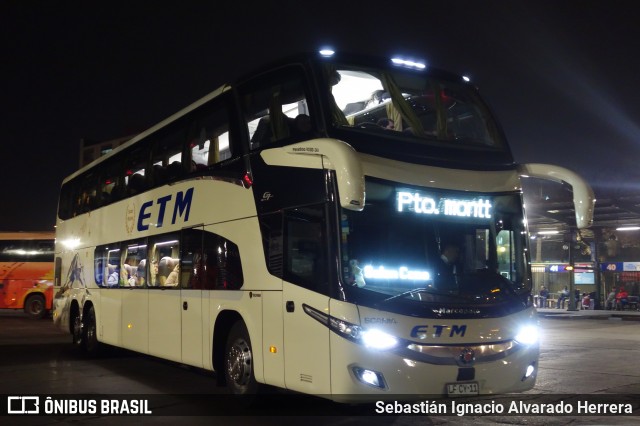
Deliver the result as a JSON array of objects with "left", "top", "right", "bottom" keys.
[
  {"left": 261, "top": 138, "right": 366, "bottom": 211},
  {"left": 518, "top": 163, "right": 595, "bottom": 229}
]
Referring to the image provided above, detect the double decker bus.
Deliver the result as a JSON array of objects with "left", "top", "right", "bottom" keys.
[
  {"left": 1, "top": 232, "right": 55, "bottom": 319},
  {"left": 53, "top": 51, "right": 594, "bottom": 400}
]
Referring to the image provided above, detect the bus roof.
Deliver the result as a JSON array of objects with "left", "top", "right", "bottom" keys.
[
  {"left": 0, "top": 232, "right": 55, "bottom": 240},
  {"left": 62, "top": 51, "right": 486, "bottom": 185},
  {"left": 63, "top": 84, "right": 232, "bottom": 184}
]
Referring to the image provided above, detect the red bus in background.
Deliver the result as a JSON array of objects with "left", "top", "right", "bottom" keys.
[{"left": 0, "top": 232, "right": 55, "bottom": 319}]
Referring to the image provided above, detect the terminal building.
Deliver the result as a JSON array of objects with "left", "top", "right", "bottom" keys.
[
  {"left": 524, "top": 179, "right": 640, "bottom": 310},
  {"left": 79, "top": 135, "right": 134, "bottom": 169}
]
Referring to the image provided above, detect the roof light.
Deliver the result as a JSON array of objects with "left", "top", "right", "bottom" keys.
[
  {"left": 319, "top": 49, "right": 335, "bottom": 57},
  {"left": 462, "top": 75, "right": 470, "bottom": 82},
  {"left": 391, "top": 57, "right": 426, "bottom": 70}
]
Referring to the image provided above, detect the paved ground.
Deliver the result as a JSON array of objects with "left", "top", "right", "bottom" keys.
[{"left": 1, "top": 308, "right": 639, "bottom": 425}]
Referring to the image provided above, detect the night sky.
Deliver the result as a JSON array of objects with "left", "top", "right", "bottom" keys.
[{"left": 2, "top": 1, "right": 639, "bottom": 231}]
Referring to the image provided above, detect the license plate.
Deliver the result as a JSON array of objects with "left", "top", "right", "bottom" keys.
[{"left": 447, "top": 382, "right": 479, "bottom": 397}]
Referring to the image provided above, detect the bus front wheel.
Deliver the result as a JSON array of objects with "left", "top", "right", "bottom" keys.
[
  {"left": 224, "top": 321, "right": 258, "bottom": 395},
  {"left": 24, "top": 294, "right": 46, "bottom": 319}
]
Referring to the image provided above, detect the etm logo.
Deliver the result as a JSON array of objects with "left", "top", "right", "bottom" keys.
[
  {"left": 7, "top": 396, "right": 39, "bottom": 414},
  {"left": 410, "top": 324, "right": 467, "bottom": 338},
  {"left": 137, "top": 187, "right": 194, "bottom": 231}
]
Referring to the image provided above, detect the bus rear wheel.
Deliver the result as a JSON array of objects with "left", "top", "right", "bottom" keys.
[
  {"left": 224, "top": 321, "right": 258, "bottom": 395},
  {"left": 24, "top": 294, "right": 46, "bottom": 319},
  {"left": 73, "top": 305, "right": 100, "bottom": 355}
]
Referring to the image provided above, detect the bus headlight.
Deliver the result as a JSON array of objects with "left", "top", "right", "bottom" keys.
[
  {"left": 514, "top": 325, "right": 539, "bottom": 345},
  {"left": 360, "top": 328, "right": 398, "bottom": 350},
  {"left": 330, "top": 317, "right": 399, "bottom": 350},
  {"left": 352, "top": 367, "right": 387, "bottom": 389},
  {"left": 303, "top": 304, "right": 399, "bottom": 350}
]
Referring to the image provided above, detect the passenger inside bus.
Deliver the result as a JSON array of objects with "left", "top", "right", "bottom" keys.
[
  {"left": 434, "top": 243, "right": 460, "bottom": 293},
  {"left": 149, "top": 259, "right": 159, "bottom": 286},
  {"left": 121, "top": 264, "right": 137, "bottom": 287},
  {"left": 137, "top": 260, "right": 146, "bottom": 286},
  {"left": 158, "top": 257, "right": 178, "bottom": 286},
  {"left": 106, "top": 264, "right": 119, "bottom": 287},
  {"left": 165, "top": 264, "right": 180, "bottom": 286},
  {"left": 250, "top": 113, "right": 312, "bottom": 149}
]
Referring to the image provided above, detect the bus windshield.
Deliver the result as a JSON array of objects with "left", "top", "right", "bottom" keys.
[
  {"left": 327, "top": 62, "right": 505, "bottom": 150},
  {"left": 340, "top": 179, "right": 529, "bottom": 313}
]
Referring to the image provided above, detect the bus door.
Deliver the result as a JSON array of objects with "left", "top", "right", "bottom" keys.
[
  {"left": 180, "top": 227, "right": 206, "bottom": 368},
  {"left": 282, "top": 205, "right": 331, "bottom": 394}
]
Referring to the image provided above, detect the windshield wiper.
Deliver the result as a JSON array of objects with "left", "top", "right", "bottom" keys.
[{"left": 381, "top": 287, "right": 430, "bottom": 303}]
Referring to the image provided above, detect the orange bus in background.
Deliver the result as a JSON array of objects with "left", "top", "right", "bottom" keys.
[{"left": 0, "top": 232, "right": 55, "bottom": 319}]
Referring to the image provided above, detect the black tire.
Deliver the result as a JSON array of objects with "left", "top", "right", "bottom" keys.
[
  {"left": 83, "top": 305, "right": 100, "bottom": 355},
  {"left": 224, "top": 321, "right": 258, "bottom": 395},
  {"left": 72, "top": 308, "right": 83, "bottom": 347},
  {"left": 73, "top": 305, "right": 100, "bottom": 356},
  {"left": 24, "top": 294, "right": 46, "bottom": 319}
]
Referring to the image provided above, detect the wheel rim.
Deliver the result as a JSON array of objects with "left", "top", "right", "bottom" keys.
[
  {"left": 226, "top": 338, "right": 252, "bottom": 386},
  {"left": 28, "top": 299, "right": 43, "bottom": 315}
]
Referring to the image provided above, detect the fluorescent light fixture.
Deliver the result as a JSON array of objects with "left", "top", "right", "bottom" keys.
[
  {"left": 538, "top": 230, "right": 559, "bottom": 235},
  {"left": 155, "top": 240, "right": 179, "bottom": 247},
  {"left": 616, "top": 226, "right": 640, "bottom": 231}
]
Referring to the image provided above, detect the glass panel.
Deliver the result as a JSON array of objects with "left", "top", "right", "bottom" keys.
[
  {"left": 284, "top": 205, "right": 328, "bottom": 294},
  {"left": 121, "top": 240, "right": 147, "bottom": 287},
  {"left": 181, "top": 228, "right": 243, "bottom": 290},
  {"left": 152, "top": 126, "right": 185, "bottom": 186},
  {"left": 0, "top": 239, "right": 54, "bottom": 262},
  {"left": 187, "top": 99, "right": 233, "bottom": 170},
  {"left": 215, "top": 235, "right": 244, "bottom": 290},
  {"left": 149, "top": 234, "right": 180, "bottom": 288},
  {"left": 340, "top": 179, "right": 528, "bottom": 311},
  {"left": 240, "top": 66, "right": 313, "bottom": 150},
  {"left": 125, "top": 149, "right": 148, "bottom": 196},
  {"left": 181, "top": 229, "right": 203, "bottom": 289},
  {"left": 105, "top": 247, "right": 121, "bottom": 288},
  {"left": 327, "top": 63, "right": 504, "bottom": 149}
]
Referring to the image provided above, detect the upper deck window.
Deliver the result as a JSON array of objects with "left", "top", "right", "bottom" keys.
[
  {"left": 326, "top": 64, "right": 505, "bottom": 150},
  {"left": 239, "top": 66, "right": 314, "bottom": 150}
]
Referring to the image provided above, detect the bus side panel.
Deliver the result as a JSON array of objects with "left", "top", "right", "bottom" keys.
[
  {"left": 121, "top": 289, "right": 149, "bottom": 353},
  {"left": 261, "top": 290, "right": 284, "bottom": 387},
  {"left": 98, "top": 289, "right": 121, "bottom": 346},
  {"left": 282, "top": 283, "right": 331, "bottom": 394},
  {"left": 148, "top": 290, "right": 182, "bottom": 363},
  {"left": 181, "top": 288, "right": 204, "bottom": 368}
]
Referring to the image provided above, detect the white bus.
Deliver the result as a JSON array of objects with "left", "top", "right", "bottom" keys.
[{"left": 53, "top": 51, "right": 594, "bottom": 401}]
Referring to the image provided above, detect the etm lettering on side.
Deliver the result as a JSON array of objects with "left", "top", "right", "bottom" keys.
[{"left": 137, "top": 188, "right": 194, "bottom": 231}]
